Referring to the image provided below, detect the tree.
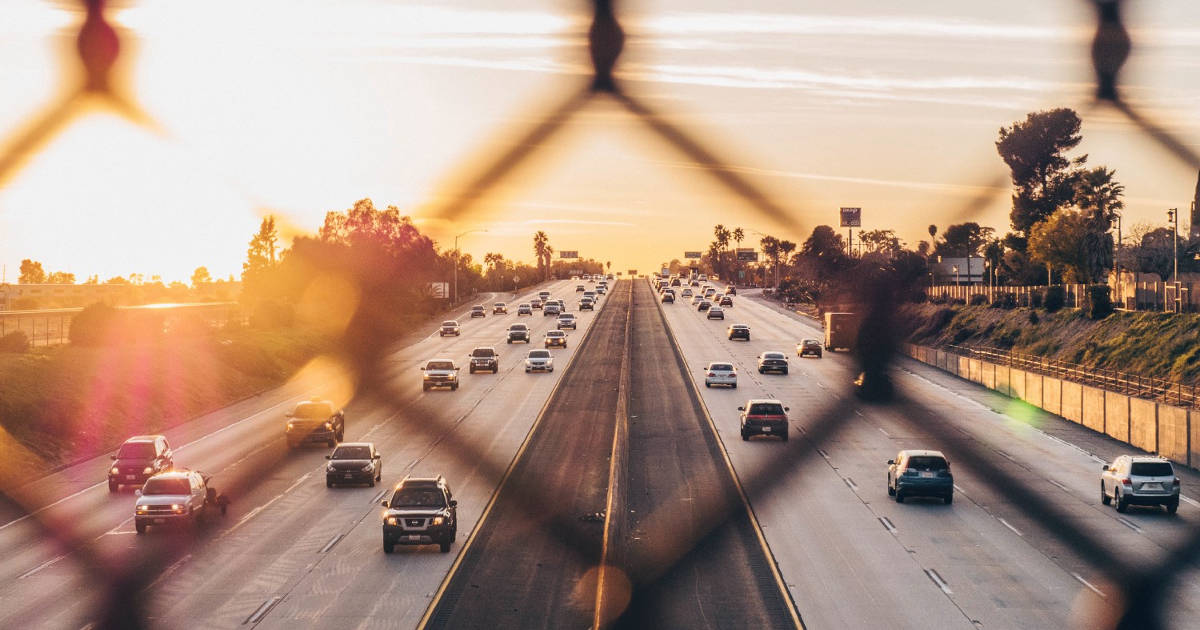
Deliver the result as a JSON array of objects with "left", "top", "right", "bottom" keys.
[
  {"left": 533, "top": 231, "right": 552, "bottom": 280},
  {"left": 46, "top": 271, "right": 75, "bottom": 284},
  {"left": 996, "top": 108, "right": 1086, "bottom": 235},
  {"left": 934, "top": 223, "right": 995, "bottom": 258},
  {"left": 928, "top": 225, "right": 937, "bottom": 241},
  {"left": 1074, "top": 166, "right": 1124, "bottom": 282},
  {"left": 1132, "top": 226, "right": 1179, "bottom": 280},
  {"left": 858, "top": 230, "right": 903, "bottom": 257},
  {"left": 799, "top": 225, "right": 848, "bottom": 283},
  {"left": 606, "top": 261, "right": 611, "bottom": 272},
  {"left": 483, "top": 253, "right": 505, "bottom": 273},
  {"left": 243, "top": 216, "right": 280, "bottom": 299},
  {"left": 1028, "top": 209, "right": 1089, "bottom": 282},
  {"left": 18, "top": 259, "right": 45, "bottom": 284},
  {"left": 191, "top": 266, "right": 213, "bottom": 288}
]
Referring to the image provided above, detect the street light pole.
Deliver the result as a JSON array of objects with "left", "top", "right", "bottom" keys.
[
  {"left": 1169, "top": 208, "right": 1179, "bottom": 312},
  {"left": 453, "top": 229, "right": 487, "bottom": 304}
]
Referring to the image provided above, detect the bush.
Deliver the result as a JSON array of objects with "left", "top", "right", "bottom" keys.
[
  {"left": 1031, "top": 290, "right": 1043, "bottom": 308},
  {"left": 0, "top": 331, "right": 29, "bottom": 353},
  {"left": 1085, "top": 284, "right": 1114, "bottom": 320},
  {"left": 991, "top": 292, "right": 1017, "bottom": 309},
  {"left": 969, "top": 294, "right": 988, "bottom": 306},
  {"left": 249, "top": 300, "right": 295, "bottom": 329},
  {"left": 951, "top": 298, "right": 966, "bottom": 306},
  {"left": 69, "top": 302, "right": 119, "bottom": 346},
  {"left": 1043, "top": 286, "right": 1065, "bottom": 312},
  {"left": 930, "top": 294, "right": 947, "bottom": 305},
  {"left": 1028, "top": 311, "right": 1040, "bottom": 324}
]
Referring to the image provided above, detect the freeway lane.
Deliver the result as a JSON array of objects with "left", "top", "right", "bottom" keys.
[
  {"left": 658, "top": 282, "right": 1200, "bottom": 628},
  {"left": 0, "top": 279, "right": 603, "bottom": 628}
]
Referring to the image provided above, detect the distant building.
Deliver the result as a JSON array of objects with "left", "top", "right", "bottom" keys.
[{"left": 930, "top": 257, "right": 985, "bottom": 284}]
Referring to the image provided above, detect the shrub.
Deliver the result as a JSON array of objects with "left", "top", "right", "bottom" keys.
[
  {"left": 1085, "top": 284, "right": 1114, "bottom": 320},
  {"left": 1043, "top": 285, "right": 1065, "bottom": 312},
  {"left": 991, "top": 292, "right": 1017, "bottom": 309},
  {"left": 1028, "top": 311, "right": 1040, "bottom": 325},
  {"left": 909, "top": 291, "right": 928, "bottom": 304},
  {"left": 249, "top": 300, "right": 295, "bottom": 329},
  {"left": 0, "top": 330, "right": 29, "bottom": 353},
  {"left": 1031, "top": 290, "right": 1044, "bottom": 308},
  {"left": 969, "top": 294, "right": 988, "bottom": 306},
  {"left": 69, "top": 302, "right": 119, "bottom": 346},
  {"left": 951, "top": 298, "right": 966, "bottom": 306},
  {"left": 930, "top": 294, "right": 947, "bottom": 305}
]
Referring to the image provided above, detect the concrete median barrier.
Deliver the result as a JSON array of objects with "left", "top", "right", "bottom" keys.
[
  {"left": 1082, "top": 386, "right": 1105, "bottom": 433},
  {"left": 1130, "top": 398, "right": 1158, "bottom": 454},
  {"left": 1105, "top": 391, "right": 1129, "bottom": 443},
  {"left": 1061, "top": 381, "right": 1083, "bottom": 424},
  {"left": 1042, "top": 377, "right": 1062, "bottom": 416},
  {"left": 1157, "top": 405, "right": 1189, "bottom": 466}
]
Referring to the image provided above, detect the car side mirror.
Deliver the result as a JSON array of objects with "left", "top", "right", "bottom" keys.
[
  {"left": 374, "top": 454, "right": 381, "bottom": 459},
  {"left": 110, "top": 455, "right": 117, "bottom": 460},
  {"left": 285, "top": 412, "right": 294, "bottom": 418},
  {"left": 737, "top": 406, "right": 745, "bottom": 411},
  {"left": 380, "top": 500, "right": 389, "bottom": 508},
  {"left": 1101, "top": 465, "right": 1109, "bottom": 472},
  {"left": 134, "top": 489, "right": 142, "bottom": 497},
  {"left": 785, "top": 407, "right": 790, "bottom": 412},
  {"left": 325, "top": 455, "right": 332, "bottom": 460},
  {"left": 450, "top": 500, "right": 458, "bottom": 508},
  {"left": 887, "top": 459, "right": 895, "bottom": 465},
  {"left": 419, "top": 367, "right": 426, "bottom": 371}
]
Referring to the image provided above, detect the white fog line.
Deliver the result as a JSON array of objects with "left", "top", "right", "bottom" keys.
[
  {"left": 370, "top": 489, "right": 387, "bottom": 504},
  {"left": 1181, "top": 496, "right": 1199, "bottom": 508},
  {"left": 1072, "top": 572, "right": 1106, "bottom": 598},
  {"left": 17, "top": 553, "right": 67, "bottom": 579},
  {"left": 878, "top": 427, "right": 891, "bottom": 437},
  {"left": 1116, "top": 517, "right": 1142, "bottom": 533},
  {"left": 284, "top": 473, "right": 311, "bottom": 495},
  {"left": 244, "top": 596, "right": 282, "bottom": 625},
  {"left": 319, "top": 533, "right": 344, "bottom": 554},
  {"left": 147, "top": 553, "right": 193, "bottom": 591},
  {"left": 879, "top": 516, "right": 897, "bottom": 534},
  {"left": 925, "top": 568, "right": 953, "bottom": 595},
  {"left": 997, "top": 517, "right": 1023, "bottom": 537}
]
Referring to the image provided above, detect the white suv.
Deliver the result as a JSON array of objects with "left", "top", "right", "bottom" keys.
[
  {"left": 1101, "top": 455, "right": 1180, "bottom": 514},
  {"left": 421, "top": 359, "right": 460, "bottom": 391}
]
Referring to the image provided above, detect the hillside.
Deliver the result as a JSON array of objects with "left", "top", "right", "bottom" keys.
[{"left": 900, "top": 303, "right": 1200, "bottom": 385}]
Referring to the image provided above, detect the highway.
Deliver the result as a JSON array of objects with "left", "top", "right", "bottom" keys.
[
  {"left": 4, "top": 275, "right": 1200, "bottom": 628},
  {"left": 657, "top": 280, "right": 1200, "bottom": 629}
]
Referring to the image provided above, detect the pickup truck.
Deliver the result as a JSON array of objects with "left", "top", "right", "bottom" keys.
[
  {"left": 286, "top": 399, "right": 345, "bottom": 448},
  {"left": 421, "top": 360, "right": 460, "bottom": 391},
  {"left": 468, "top": 347, "right": 500, "bottom": 373},
  {"left": 134, "top": 470, "right": 228, "bottom": 533}
]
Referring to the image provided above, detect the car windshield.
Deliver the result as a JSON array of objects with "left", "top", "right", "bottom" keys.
[
  {"left": 442, "top": 321, "right": 457, "bottom": 327},
  {"left": 427, "top": 361, "right": 454, "bottom": 370},
  {"left": 390, "top": 488, "right": 446, "bottom": 508},
  {"left": 293, "top": 402, "right": 333, "bottom": 419},
  {"left": 733, "top": 326, "right": 748, "bottom": 330},
  {"left": 763, "top": 353, "right": 784, "bottom": 359},
  {"left": 332, "top": 446, "right": 371, "bottom": 459},
  {"left": 472, "top": 348, "right": 495, "bottom": 357},
  {"left": 1131, "top": 462, "right": 1173, "bottom": 476},
  {"left": 510, "top": 325, "right": 527, "bottom": 331},
  {"left": 494, "top": 303, "right": 504, "bottom": 307},
  {"left": 117, "top": 442, "right": 156, "bottom": 459},
  {"left": 906, "top": 456, "right": 948, "bottom": 471},
  {"left": 748, "top": 403, "right": 785, "bottom": 415},
  {"left": 547, "top": 331, "right": 564, "bottom": 337},
  {"left": 560, "top": 314, "right": 574, "bottom": 320},
  {"left": 142, "top": 477, "right": 189, "bottom": 495},
  {"left": 803, "top": 340, "right": 819, "bottom": 345},
  {"left": 529, "top": 350, "right": 550, "bottom": 358}
]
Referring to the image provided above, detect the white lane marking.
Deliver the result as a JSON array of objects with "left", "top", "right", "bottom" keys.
[
  {"left": 284, "top": 473, "right": 311, "bottom": 495},
  {"left": 1116, "top": 516, "right": 1142, "bottom": 533},
  {"left": 147, "top": 553, "right": 193, "bottom": 591},
  {"left": 925, "top": 568, "right": 953, "bottom": 595},
  {"left": 244, "top": 596, "right": 282, "bottom": 625},
  {"left": 997, "top": 517, "right": 1023, "bottom": 537},
  {"left": 844, "top": 477, "right": 859, "bottom": 491},
  {"left": 878, "top": 516, "right": 897, "bottom": 534},
  {"left": 1072, "top": 572, "right": 1106, "bottom": 598},
  {"left": 319, "top": 533, "right": 344, "bottom": 554},
  {"left": 17, "top": 553, "right": 67, "bottom": 579},
  {"left": 878, "top": 427, "right": 891, "bottom": 438},
  {"left": 370, "top": 489, "right": 387, "bottom": 505},
  {"left": 853, "top": 409, "right": 864, "bottom": 417},
  {"left": 1182, "top": 496, "right": 1200, "bottom": 508},
  {"left": 816, "top": 448, "right": 829, "bottom": 459},
  {"left": 953, "top": 484, "right": 965, "bottom": 494}
]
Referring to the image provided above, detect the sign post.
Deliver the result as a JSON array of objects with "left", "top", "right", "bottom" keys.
[
  {"left": 683, "top": 251, "right": 702, "bottom": 260},
  {"left": 840, "top": 207, "right": 862, "bottom": 256}
]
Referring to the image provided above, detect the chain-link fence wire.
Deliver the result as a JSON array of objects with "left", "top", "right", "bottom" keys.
[{"left": 1, "top": 1, "right": 1198, "bottom": 629}]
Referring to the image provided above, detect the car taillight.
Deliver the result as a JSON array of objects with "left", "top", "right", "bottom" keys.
[
  {"left": 1121, "top": 478, "right": 1132, "bottom": 486},
  {"left": 707, "top": 372, "right": 716, "bottom": 377},
  {"left": 1174, "top": 478, "right": 1181, "bottom": 486}
]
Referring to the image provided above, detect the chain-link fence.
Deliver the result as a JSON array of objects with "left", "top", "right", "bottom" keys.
[{"left": 2, "top": 1, "right": 1199, "bottom": 629}]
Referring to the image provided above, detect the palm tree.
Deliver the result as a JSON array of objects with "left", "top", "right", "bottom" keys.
[
  {"left": 714, "top": 224, "right": 732, "bottom": 278},
  {"left": 484, "top": 252, "right": 504, "bottom": 273},
  {"left": 533, "top": 231, "right": 550, "bottom": 280},
  {"left": 1075, "top": 167, "right": 1125, "bottom": 282}
]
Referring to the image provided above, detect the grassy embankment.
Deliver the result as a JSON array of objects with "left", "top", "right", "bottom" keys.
[
  {"left": 0, "top": 328, "right": 330, "bottom": 477},
  {"left": 900, "top": 303, "right": 1200, "bottom": 385}
]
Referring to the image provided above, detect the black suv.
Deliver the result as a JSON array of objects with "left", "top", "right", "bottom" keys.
[
  {"left": 470, "top": 305, "right": 486, "bottom": 318},
  {"left": 382, "top": 476, "right": 458, "bottom": 553},
  {"left": 469, "top": 347, "right": 500, "bottom": 373},
  {"left": 109, "top": 435, "right": 173, "bottom": 492},
  {"left": 507, "top": 324, "right": 530, "bottom": 344},
  {"left": 286, "top": 399, "right": 346, "bottom": 448},
  {"left": 326, "top": 442, "right": 381, "bottom": 487},
  {"left": 728, "top": 324, "right": 751, "bottom": 341}
]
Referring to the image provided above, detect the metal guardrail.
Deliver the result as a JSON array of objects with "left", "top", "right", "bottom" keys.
[{"left": 948, "top": 344, "right": 1199, "bottom": 409}]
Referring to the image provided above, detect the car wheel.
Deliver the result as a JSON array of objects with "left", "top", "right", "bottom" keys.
[
  {"left": 944, "top": 493, "right": 953, "bottom": 505},
  {"left": 781, "top": 431, "right": 788, "bottom": 442},
  {"left": 108, "top": 480, "right": 118, "bottom": 493},
  {"left": 1101, "top": 483, "right": 1111, "bottom": 505},
  {"left": 1167, "top": 500, "right": 1179, "bottom": 515},
  {"left": 1116, "top": 490, "right": 1128, "bottom": 513},
  {"left": 440, "top": 541, "right": 452, "bottom": 553},
  {"left": 741, "top": 430, "right": 749, "bottom": 441},
  {"left": 469, "top": 367, "right": 475, "bottom": 374},
  {"left": 507, "top": 340, "right": 512, "bottom": 344},
  {"left": 895, "top": 491, "right": 904, "bottom": 503},
  {"left": 732, "top": 383, "right": 737, "bottom": 389},
  {"left": 383, "top": 541, "right": 394, "bottom": 554},
  {"left": 287, "top": 440, "right": 298, "bottom": 449},
  {"left": 452, "top": 383, "right": 459, "bottom": 391},
  {"left": 887, "top": 481, "right": 895, "bottom": 496},
  {"left": 782, "top": 368, "right": 789, "bottom": 375},
  {"left": 136, "top": 522, "right": 146, "bottom": 534},
  {"left": 422, "top": 384, "right": 430, "bottom": 392},
  {"left": 705, "top": 382, "right": 711, "bottom": 388},
  {"left": 369, "top": 477, "right": 375, "bottom": 488}
]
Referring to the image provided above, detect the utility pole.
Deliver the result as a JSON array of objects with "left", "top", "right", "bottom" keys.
[
  {"left": 1169, "top": 208, "right": 1179, "bottom": 312},
  {"left": 453, "top": 229, "right": 487, "bottom": 304}
]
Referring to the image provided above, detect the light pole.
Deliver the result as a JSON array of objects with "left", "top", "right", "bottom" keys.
[
  {"left": 952, "top": 265, "right": 960, "bottom": 287},
  {"left": 453, "top": 229, "right": 487, "bottom": 304},
  {"left": 1169, "top": 208, "right": 1179, "bottom": 312}
]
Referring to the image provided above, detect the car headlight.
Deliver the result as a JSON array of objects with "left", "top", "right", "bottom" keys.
[
  {"left": 142, "top": 467, "right": 153, "bottom": 475},
  {"left": 324, "top": 421, "right": 333, "bottom": 430},
  {"left": 137, "top": 505, "right": 148, "bottom": 513},
  {"left": 326, "top": 464, "right": 336, "bottom": 472},
  {"left": 287, "top": 421, "right": 294, "bottom": 430},
  {"left": 171, "top": 504, "right": 185, "bottom": 513},
  {"left": 431, "top": 516, "right": 445, "bottom": 526},
  {"left": 386, "top": 516, "right": 399, "bottom": 526},
  {"left": 110, "top": 467, "right": 119, "bottom": 475},
  {"left": 361, "top": 463, "right": 373, "bottom": 472}
]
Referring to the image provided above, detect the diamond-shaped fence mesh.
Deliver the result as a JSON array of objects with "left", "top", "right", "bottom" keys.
[{"left": 1, "top": 1, "right": 1196, "bottom": 629}]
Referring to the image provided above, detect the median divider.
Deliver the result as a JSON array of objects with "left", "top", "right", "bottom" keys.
[{"left": 905, "top": 343, "right": 1197, "bottom": 471}]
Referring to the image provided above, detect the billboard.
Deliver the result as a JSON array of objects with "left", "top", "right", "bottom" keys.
[
  {"left": 427, "top": 282, "right": 449, "bottom": 299},
  {"left": 683, "top": 251, "right": 702, "bottom": 259},
  {"left": 840, "top": 207, "right": 862, "bottom": 227},
  {"left": 736, "top": 248, "right": 758, "bottom": 262},
  {"left": 559, "top": 250, "right": 579, "bottom": 259},
  {"left": 628, "top": 269, "right": 637, "bottom": 276}
]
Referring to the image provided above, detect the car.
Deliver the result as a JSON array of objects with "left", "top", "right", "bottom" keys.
[
  {"left": 681, "top": 288, "right": 693, "bottom": 297},
  {"left": 439, "top": 320, "right": 461, "bottom": 337},
  {"left": 545, "top": 329, "right": 568, "bottom": 348},
  {"left": 381, "top": 475, "right": 458, "bottom": 553},
  {"left": 583, "top": 291, "right": 597, "bottom": 303},
  {"left": 725, "top": 286, "right": 737, "bottom": 296},
  {"left": 580, "top": 297, "right": 595, "bottom": 310},
  {"left": 662, "top": 292, "right": 675, "bottom": 303},
  {"left": 470, "top": 305, "right": 486, "bottom": 318},
  {"left": 739, "top": 399, "right": 789, "bottom": 441},
  {"left": 531, "top": 298, "right": 543, "bottom": 310},
  {"left": 707, "top": 306, "right": 724, "bottom": 319},
  {"left": 671, "top": 278, "right": 681, "bottom": 287},
  {"left": 1101, "top": 455, "right": 1180, "bottom": 514},
  {"left": 728, "top": 324, "right": 750, "bottom": 341},
  {"left": 691, "top": 295, "right": 704, "bottom": 305},
  {"left": 517, "top": 303, "right": 533, "bottom": 316},
  {"left": 576, "top": 284, "right": 586, "bottom": 292},
  {"left": 134, "top": 470, "right": 223, "bottom": 533},
  {"left": 719, "top": 296, "right": 733, "bottom": 307},
  {"left": 468, "top": 347, "right": 500, "bottom": 373},
  {"left": 507, "top": 323, "right": 530, "bottom": 344},
  {"left": 421, "top": 359, "right": 460, "bottom": 391},
  {"left": 797, "top": 339, "right": 823, "bottom": 358},
  {"left": 539, "top": 290, "right": 551, "bottom": 301},
  {"left": 109, "top": 435, "right": 173, "bottom": 492},
  {"left": 757, "top": 351, "right": 789, "bottom": 374},
  {"left": 525, "top": 349, "right": 554, "bottom": 372},
  {"left": 697, "top": 300, "right": 712, "bottom": 312},
  {"left": 606, "top": 274, "right": 614, "bottom": 280},
  {"left": 326, "top": 442, "right": 382, "bottom": 487},
  {"left": 596, "top": 285, "right": 607, "bottom": 295},
  {"left": 286, "top": 399, "right": 345, "bottom": 448},
  {"left": 544, "top": 303, "right": 561, "bottom": 317},
  {"left": 690, "top": 279, "right": 700, "bottom": 287},
  {"left": 492, "top": 302, "right": 507, "bottom": 315},
  {"left": 703, "top": 362, "right": 737, "bottom": 388},
  {"left": 550, "top": 299, "right": 567, "bottom": 310},
  {"left": 704, "top": 289, "right": 716, "bottom": 299},
  {"left": 888, "top": 450, "right": 954, "bottom": 504},
  {"left": 557, "top": 313, "right": 577, "bottom": 330}
]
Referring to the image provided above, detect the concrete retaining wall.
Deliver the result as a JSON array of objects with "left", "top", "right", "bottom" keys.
[
  {"left": 1158, "top": 406, "right": 1190, "bottom": 466},
  {"left": 1130, "top": 398, "right": 1158, "bottom": 454},
  {"left": 1042, "top": 377, "right": 1062, "bottom": 416},
  {"left": 1082, "top": 386, "right": 1106, "bottom": 433},
  {"left": 958, "top": 356, "right": 970, "bottom": 379},
  {"left": 1061, "top": 381, "right": 1083, "bottom": 424},
  {"left": 994, "top": 365, "right": 1010, "bottom": 397},
  {"left": 1010, "top": 368, "right": 1027, "bottom": 401},
  {"left": 1023, "top": 373, "right": 1042, "bottom": 408},
  {"left": 982, "top": 363, "right": 996, "bottom": 390},
  {"left": 1105, "top": 391, "right": 1129, "bottom": 443}
]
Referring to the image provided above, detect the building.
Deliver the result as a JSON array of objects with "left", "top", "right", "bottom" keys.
[{"left": 930, "top": 257, "right": 985, "bottom": 284}]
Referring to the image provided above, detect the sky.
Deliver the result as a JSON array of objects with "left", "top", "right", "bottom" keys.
[{"left": 2, "top": 0, "right": 1200, "bottom": 283}]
